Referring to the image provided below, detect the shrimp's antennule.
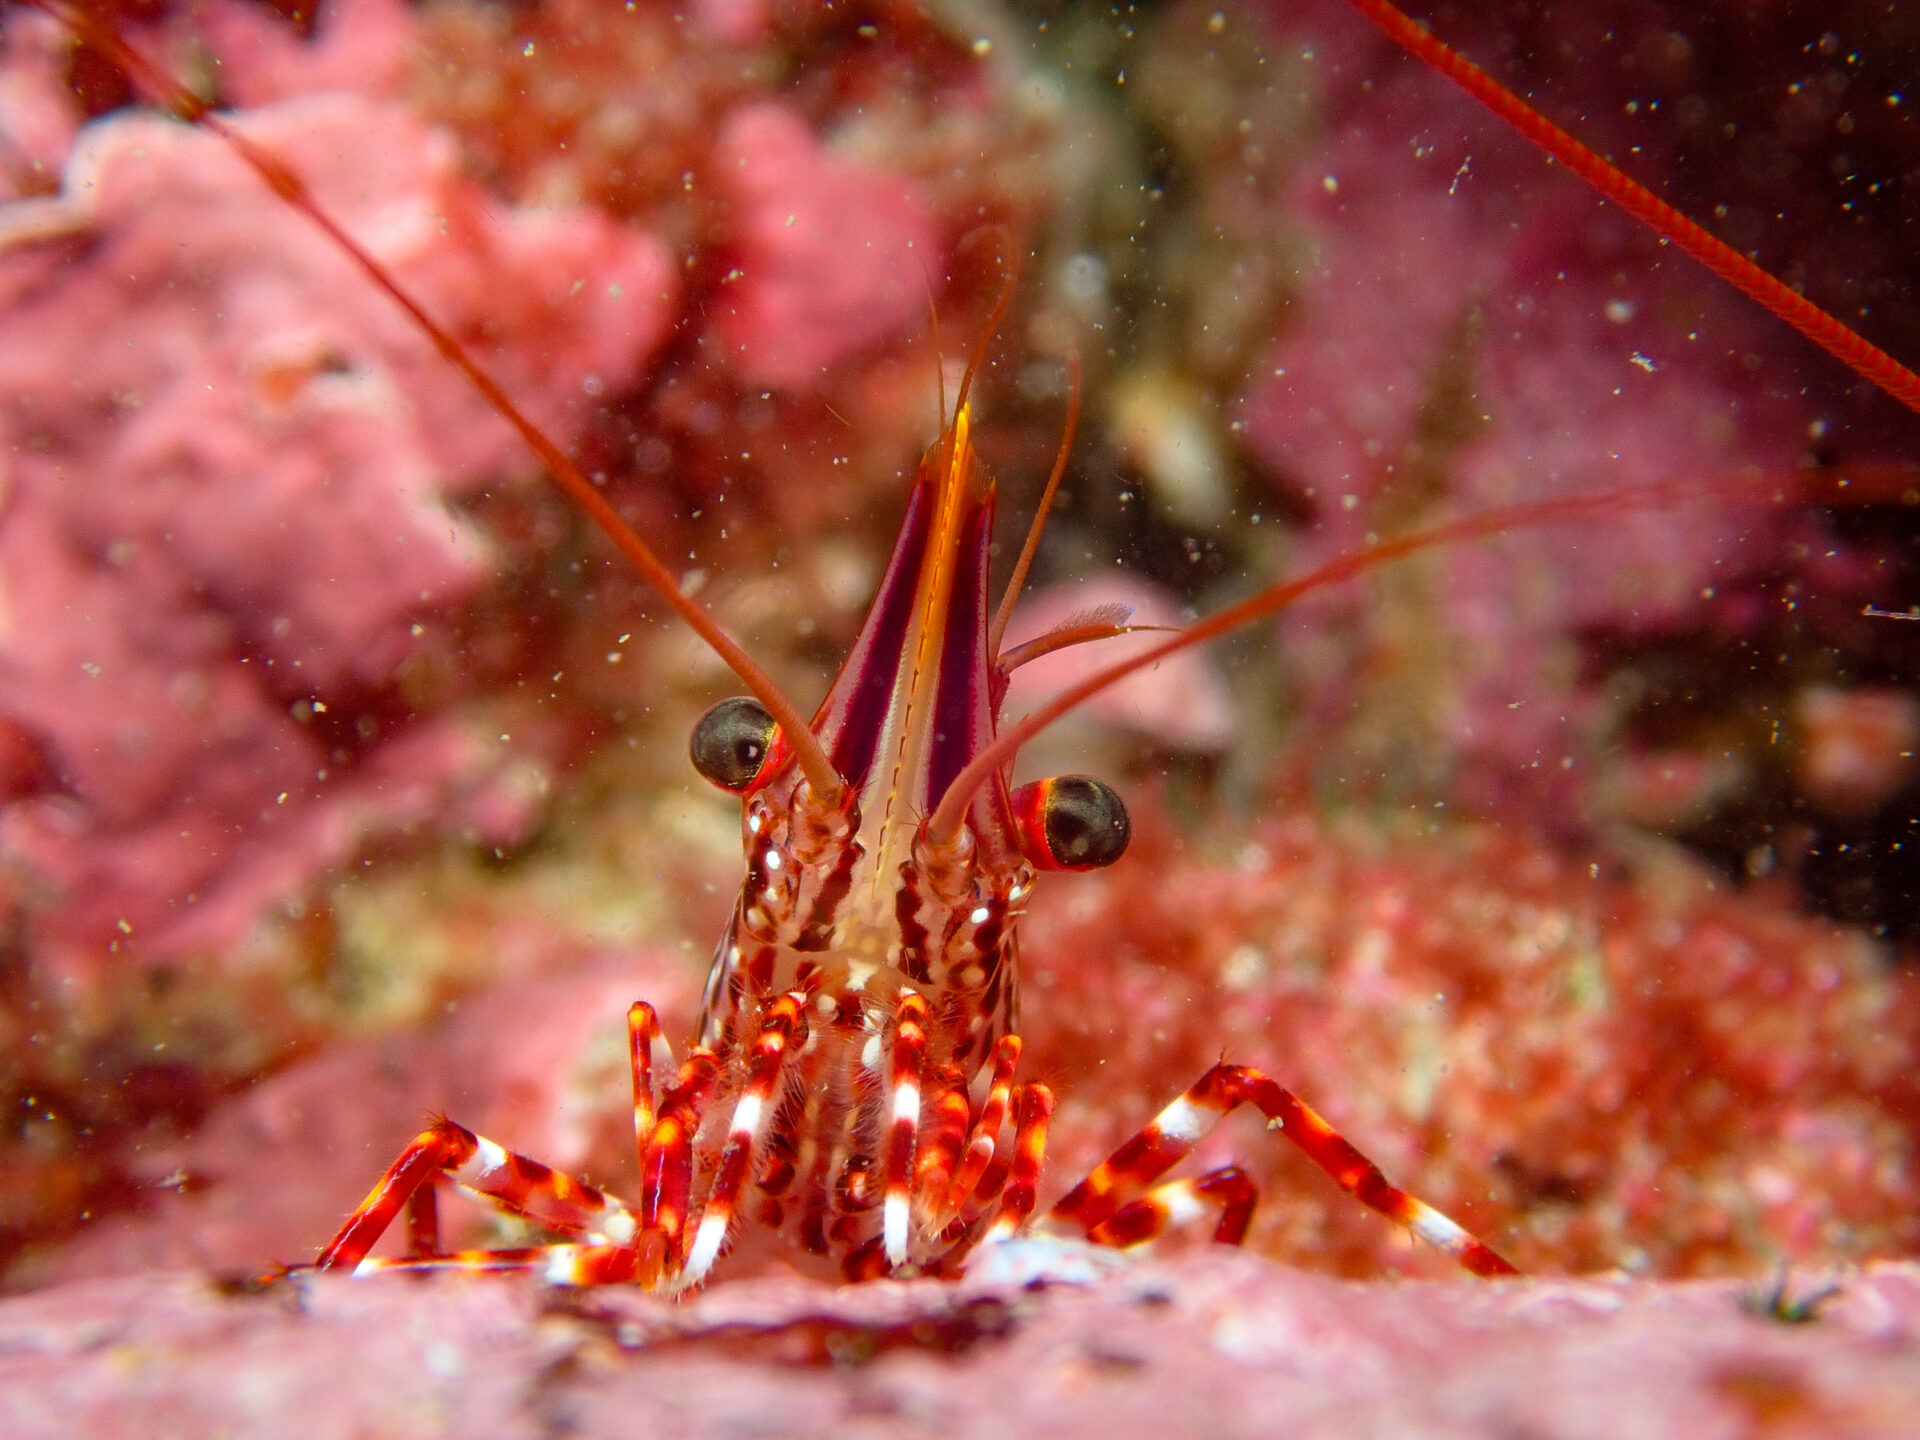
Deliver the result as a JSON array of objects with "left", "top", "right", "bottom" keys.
[
  {"left": 950, "top": 226, "right": 1021, "bottom": 424},
  {"left": 990, "top": 350, "right": 1082, "bottom": 657}
]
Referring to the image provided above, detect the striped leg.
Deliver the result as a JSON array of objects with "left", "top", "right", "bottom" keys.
[
  {"left": 676, "top": 991, "right": 808, "bottom": 1288},
  {"left": 314, "top": 1120, "right": 468, "bottom": 1271},
  {"left": 1085, "top": 1167, "right": 1258, "bottom": 1248},
  {"left": 312, "top": 1000, "right": 675, "bottom": 1281},
  {"left": 836, "top": 992, "right": 943, "bottom": 1282},
  {"left": 628, "top": 1002, "right": 660, "bottom": 1175},
  {"left": 404, "top": 1174, "right": 441, "bottom": 1257},
  {"left": 935, "top": 1035, "right": 1022, "bottom": 1221},
  {"left": 881, "top": 990, "right": 930, "bottom": 1267},
  {"left": 639, "top": 1046, "right": 722, "bottom": 1267},
  {"left": 1050, "top": 1064, "right": 1518, "bottom": 1277},
  {"left": 313, "top": 1117, "right": 641, "bottom": 1273},
  {"left": 354, "top": 1244, "right": 643, "bottom": 1284},
  {"left": 912, "top": 1063, "right": 973, "bottom": 1215},
  {"left": 980, "top": 1083, "right": 1054, "bottom": 1245}
]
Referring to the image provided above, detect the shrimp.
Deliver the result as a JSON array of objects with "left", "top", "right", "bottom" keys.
[
  {"left": 11, "top": 0, "right": 1919, "bottom": 1286},
  {"left": 300, "top": 296, "right": 1542, "bottom": 1286}
]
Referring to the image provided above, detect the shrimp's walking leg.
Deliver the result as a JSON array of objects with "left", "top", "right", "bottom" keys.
[
  {"left": 638, "top": 1048, "right": 721, "bottom": 1268},
  {"left": 403, "top": 1175, "right": 440, "bottom": 1257},
  {"left": 1085, "top": 1167, "right": 1259, "bottom": 1248},
  {"left": 981, "top": 1083, "right": 1054, "bottom": 1244},
  {"left": 677, "top": 991, "right": 809, "bottom": 1288},
  {"left": 880, "top": 991, "right": 932, "bottom": 1266},
  {"left": 308, "top": 1003, "right": 676, "bottom": 1281},
  {"left": 353, "top": 1243, "right": 644, "bottom": 1284},
  {"left": 313, "top": 1117, "right": 642, "bottom": 1273},
  {"left": 935, "top": 1035, "right": 1022, "bottom": 1220},
  {"left": 1050, "top": 1064, "right": 1518, "bottom": 1277},
  {"left": 627, "top": 1002, "right": 661, "bottom": 1178}
]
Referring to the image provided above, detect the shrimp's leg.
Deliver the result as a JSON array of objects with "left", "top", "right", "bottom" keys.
[
  {"left": 980, "top": 1083, "right": 1054, "bottom": 1244},
  {"left": 1050, "top": 1064, "right": 1518, "bottom": 1277},
  {"left": 353, "top": 1244, "right": 643, "bottom": 1284},
  {"left": 676, "top": 991, "right": 809, "bottom": 1288},
  {"left": 638, "top": 1049, "right": 722, "bottom": 1266},
  {"left": 879, "top": 991, "right": 932, "bottom": 1267},
  {"left": 307, "top": 1001, "right": 674, "bottom": 1278},
  {"left": 627, "top": 1002, "right": 662, "bottom": 1179},
  {"left": 1085, "top": 1167, "right": 1259, "bottom": 1248},
  {"left": 311, "top": 1118, "right": 641, "bottom": 1273},
  {"left": 935, "top": 1035, "right": 1023, "bottom": 1220},
  {"left": 403, "top": 1179, "right": 440, "bottom": 1258}
]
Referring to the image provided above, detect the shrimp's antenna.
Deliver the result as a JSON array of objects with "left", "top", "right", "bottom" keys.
[
  {"left": 1346, "top": 0, "right": 1920, "bottom": 419},
  {"left": 921, "top": 265, "right": 947, "bottom": 430}
]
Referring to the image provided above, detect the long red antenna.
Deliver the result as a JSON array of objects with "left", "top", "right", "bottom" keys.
[
  {"left": 1342, "top": 0, "right": 1920, "bottom": 420},
  {"left": 41, "top": 0, "right": 847, "bottom": 804}
]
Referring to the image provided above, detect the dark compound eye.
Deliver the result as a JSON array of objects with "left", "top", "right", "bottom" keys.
[
  {"left": 1010, "top": 775, "right": 1130, "bottom": 871},
  {"left": 690, "top": 696, "right": 777, "bottom": 793}
]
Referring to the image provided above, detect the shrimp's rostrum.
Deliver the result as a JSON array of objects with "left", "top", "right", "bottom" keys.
[{"left": 10, "top": 0, "right": 1920, "bottom": 1286}]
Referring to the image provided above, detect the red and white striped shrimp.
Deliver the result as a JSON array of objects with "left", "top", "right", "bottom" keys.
[
  {"left": 303, "top": 318, "right": 1522, "bottom": 1286},
  {"left": 17, "top": 0, "right": 1920, "bottom": 1289}
]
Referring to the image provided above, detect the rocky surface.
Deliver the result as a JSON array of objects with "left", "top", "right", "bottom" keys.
[{"left": 2, "top": 1252, "right": 1915, "bottom": 1438}]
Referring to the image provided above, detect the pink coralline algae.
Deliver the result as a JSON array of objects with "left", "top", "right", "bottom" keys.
[
  {"left": 0, "top": 94, "right": 677, "bottom": 989},
  {"left": 1018, "top": 807, "right": 1920, "bottom": 1280},
  {"left": 711, "top": 102, "right": 942, "bottom": 391},
  {"left": 1227, "top": 8, "right": 1854, "bottom": 821}
]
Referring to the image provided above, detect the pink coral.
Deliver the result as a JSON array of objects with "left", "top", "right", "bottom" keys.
[
  {"left": 711, "top": 102, "right": 942, "bottom": 390},
  {"left": 1230, "top": 6, "right": 1836, "bottom": 819},
  {"left": 0, "top": 93, "right": 676, "bottom": 986}
]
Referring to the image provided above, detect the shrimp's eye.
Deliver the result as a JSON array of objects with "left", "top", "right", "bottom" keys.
[
  {"left": 1010, "top": 775, "right": 1130, "bottom": 871},
  {"left": 690, "top": 696, "right": 777, "bottom": 793}
]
